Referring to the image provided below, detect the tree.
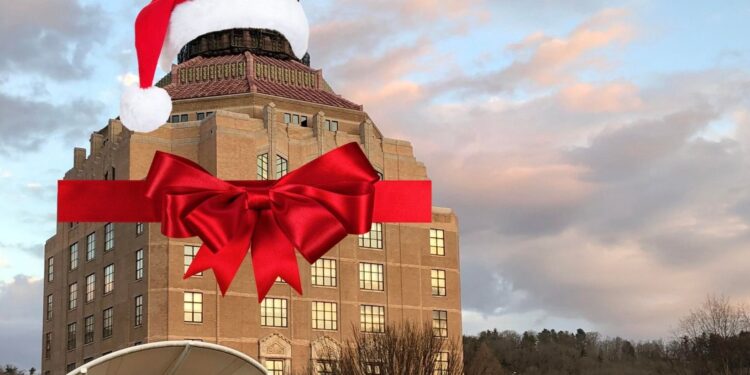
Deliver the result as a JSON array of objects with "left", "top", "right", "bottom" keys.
[
  {"left": 678, "top": 295, "right": 750, "bottom": 340},
  {"left": 465, "top": 343, "right": 505, "bottom": 375}
]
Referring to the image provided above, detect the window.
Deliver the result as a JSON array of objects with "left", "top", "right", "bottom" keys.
[
  {"left": 67, "top": 363, "right": 76, "bottom": 372},
  {"left": 84, "top": 315, "right": 94, "bottom": 344},
  {"left": 180, "top": 114, "right": 189, "bottom": 122},
  {"left": 47, "top": 257, "right": 54, "bottom": 282},
  {"left": 275, "top": 155, "right": 288, "bottom": 178},
  {"left": 68, "top": 283, "right": 78, "bottom": 310},
  {"left": 184, "top": 245, "right": 202, "bottom": 276},
  {"left": 293, "top": 114, "right": 300, "bottom": 124},
  {"left": 197, "top": 112, "right": 205, "bottom": 121},
  {"left": 67, "top": 322, "right": 77, "bottom": 350},
  {"left": 311, "top": 258, "right": 337, "bottom": 287},
  {"left": 257, "top": 153, "right": 269, "bottom": 180},
  {"left": 434, "top": 352, "right": 449, "bottom": 375},
  {"left": 431, "top": 269, "right": 446, "bottom": 297},
  {"left": 103, "top": 307, "right": 113, "bottom": 338},
  {"left": 85, "top": 274, "right": 96, "bottom": 302},
  {"left": 266, "top": 359, "right": 284, "bottom": 375},
  {"left": 283, "top": 113, "right": 291, "bottom": 124},
  {"left": 46, "top": 294, "right": 53, "bottom": 320},
  {"left": 135, "top": 249, "right": 144, "bottom": 280},
  {"left": 325, "top": 119, "right": 339, "bottom": 132},
  {"left": 84, "top": 357, "right": 94, "bottom": 364},
  {"left": 360, "top": 305, "right": 385, "bottom": 333},
  {"left": 104, "top": 264, "right": 114, "bottom": 295},
  {"left": 312, "top": 301, "right": 338, "bottom": 331},
  {"left": 432, "top": 310, "right": 448, "bottom": 338},
  {"left": 359, "top": 223, "right": 383, "bottom": 249},
  {"left": 135, "top": 295, "right": 144, "bottom": 327},
  {"left": 261, "top": 298, "right": 288, "bottom": 327},
  {"left": 104, "top": 223, "right": 114, "bottom": 251},
  {"left": 359, "top": 263, "right": 384, "bottom": 291},
  {"left": 136, "top": 222, "right": 144, "bottom": 236},
  {"left": 171, "top": 114, "right": 180, "bottom": 123},
  {"left": 365, "top": 363, "right": 382, "bottom": 375},
  {"left": 44, "top": 332, "right": 52, "bottom": 359},
  {"left": 430, "top": 229, "right": 445, "bottom": 256},
  {"left": 317, "top": 361, "right": 335, "bottom": 375},
  {"left": 184, "top": 292, "right": 203, "bottom": 323},
  {"left": 69, "top": 242, "right": 79, "bottom": 270},
  {"left": 86, "top": 233, "right": 96, "bottom": 261}
]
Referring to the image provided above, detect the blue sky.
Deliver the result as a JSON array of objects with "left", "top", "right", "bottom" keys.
[{"left": 1, "top": 0, "right": 750, "bottom": 369}]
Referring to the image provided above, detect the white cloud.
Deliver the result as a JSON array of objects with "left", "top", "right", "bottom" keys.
[{"left": 117, "top": 72, "right": 140, "bottom": 87}]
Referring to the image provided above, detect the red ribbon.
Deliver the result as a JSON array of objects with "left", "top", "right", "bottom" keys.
[{"left": 58, "top": 143, "right": 431, "bottom": 300}]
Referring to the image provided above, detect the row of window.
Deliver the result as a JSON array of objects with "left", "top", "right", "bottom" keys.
[
  {"left": 168, "top": 111, "right": 215, "bottom": 123},
  {"left": 266, "top": 354, "right": 449, "bottom": 375},
  {"left": 359, "top": 224, "right": 448, "bottom": 258},
  {"left": 47, "top": 303, "right": 124, "bottom": 358},
  {"left": 281, "top": 112, "right": 340, "bottom": 132}
]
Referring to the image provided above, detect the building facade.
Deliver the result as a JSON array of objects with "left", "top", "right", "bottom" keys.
[{"left": 42, "top": 29, "right": 461, "bottom": 375}]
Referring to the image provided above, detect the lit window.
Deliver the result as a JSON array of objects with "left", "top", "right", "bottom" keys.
[
  {"left": 434, "top": 352, "right": 449, "bottom": 375},
  {"left": 104, "top": 223, "right": 114, "bottom": 251},
  {"left": 136, "top": 222, "right": 144, "bottom": 236},
  {"left": 135, "top": 249, "right": 144, "bottom": 280},
  {"left": 359, "top": 223, "right": 383, "bottom": 249},
  {"left": 44, "top": 333, "right": 52, "bottom": 359},
  {"left": 325, "top": 119, "right": 339, "bottom": 132},
  {"left": 103, "top": 307, "right": 113, "bottom": 338},
  {"left": 84, "top": 315, "right": 94, "bottom": 344},
  {"left": 360, "top": 305, "right": 385, "bottom": 333},
  {"left": 104, "top": 264, "right": 114, "bottom": 295},
  {"left": 359, "top": 263, "right": 384, "bottom": 291},
  {"left": 432, "top": 310, "right": 448, "bottom": 338},
  {"left": 312, "top": 301, "right": 338, "bottom": 331},
  {"left": 46, "top": 294, "right": 53, "bottom": 321},
  {"left": 266, "top": 359, "right": 284, "bottom": 375},
  {"left": 67, "top": 322, "right": 77, "bottom": 350},
  {"left": 275, "top": 155, "right": 288, "bottom": 178},
  {"left": 261, "top": 298, "right": 288, "bottom": 327},
  {"left": 184, "top": 292, "right": 203, "bottom": 323},
  {"left": 431, "top": 270, "right": 446, "bottom": 297},
  {"left": 68, "top": 283, "right": 78, "bottom": 310},
  {"left": 85, "top": 273, "right": 95, "bottom": 302},
  {"left": 184, "top": 245, "right": 202, "bottom": 276},
  {"left": 47, "top": 257, "right": 54, "bottom": 282},
  {"left": 429, "top": 229, "right": 445, "bottom": 256},
  {"left": 86, "top": 233, "right": 95, "bottom": 261},
  {"left": 257, "top": 153, "right": 269, "bottom": 180},
  {"left": 69, "top": 242, "right": 79, "bottom": 270},
  {"left": 135, "top": 295, "right": 144, "bottom": 327},
  {"left": 311, "top": 258, "right": 337, "bottom": 287}
]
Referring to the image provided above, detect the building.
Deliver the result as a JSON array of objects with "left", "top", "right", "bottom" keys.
[{"left": 42, "top": 28, "right": 461, "bottom": 375}]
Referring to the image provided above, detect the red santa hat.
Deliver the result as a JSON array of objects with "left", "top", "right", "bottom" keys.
[{"left": 120, "top": 0, "right": 309, "bottom": 132}]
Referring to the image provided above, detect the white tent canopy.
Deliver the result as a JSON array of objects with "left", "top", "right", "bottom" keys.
[{"left": 67, "top": 341, "right": 268, "bottom": 375}]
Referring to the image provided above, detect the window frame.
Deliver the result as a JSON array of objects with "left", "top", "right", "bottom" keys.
[
  {"left": 184, "top": 245, "right": 202, "bottom": 277},
  {"left": 358, "top": 223, "right": 384, "bottom": 249},
  {"left": 260, "top": 298, "right": 288, "bottom": 327},
  {"left": 431, "top": 269, "right": 447, "bottom": 297},
  {"left": 275, "top": 154, "right": 288, "bottom": 179},
  {"left": 432, "top": 310, "right": 448, "bottom": 338},
  {"left": 360, "top": 305, "right": 385, "bottom": 333},
  {"left": 69, "top": 242, "right": 79, "bottom": 271},
  {"left": 135, "top": 295, "right": 144, "bottom": 327},
  {"left": 359, "top": 263, "right": 385, "bottom": 292},
  {"left": 103, "top": 307, "right": 113, "bottom": 339},
  {"left": 135, "top": 249, "right": 144, "bottom": 280},
  {"left": 257, "top": 153, "right": 269, "bottom": 181},
  {"left": 104, "top": 223, "right": 114, "bottom": 251},
  {"left": 103, "top": 264, "right": 114, "bottom": 295},
  {"left": 86, "top": 232, "right": 96, "bottom": 261},
  {"left": 84, "top": 315, "right": 94, "bottom": 345},
  {"left": 68, "top": 282, "right": 78, "bottom": 310},
  {"left": 430, "top": 229, "right": 446, "bottom": 256},
  {"left": 67, "top": 322, "right": 77, "bottom": 350},
  {"left": 183, "top": 292, "right": 203, "bottom": 323},
  {"left": 311, "top": 258, "right": 337, "bottom": 287},
  {"left": 85, "top": 273, "right": 96, "bottom": 303},
  {"left": 312, "top": 301, "right": 338, "bottom": 331}
]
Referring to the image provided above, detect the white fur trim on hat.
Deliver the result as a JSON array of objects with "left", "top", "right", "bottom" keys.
[
  {"left": 159, "top": 0, "right": 309, "bottom": 71},
  {"left": 120, "top": 86, "right": 173, "bottom": 132}
]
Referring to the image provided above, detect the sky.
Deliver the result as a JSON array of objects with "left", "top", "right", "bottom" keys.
[{"left": 1, "top": 0, "right": 750, "bottom": 370}]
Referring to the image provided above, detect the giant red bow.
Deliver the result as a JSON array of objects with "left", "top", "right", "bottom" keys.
[{"left": 58, "top": 143, "right": 431, "bottom": 301}]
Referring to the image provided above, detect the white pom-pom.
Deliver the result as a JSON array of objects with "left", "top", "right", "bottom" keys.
[{"left": 120, "top": 86, "right": 173, "bottom": 132}]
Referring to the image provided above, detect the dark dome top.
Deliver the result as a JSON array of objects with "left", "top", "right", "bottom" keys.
[{"left": 178, "top": 28, "right": 311, "bottom": 66}]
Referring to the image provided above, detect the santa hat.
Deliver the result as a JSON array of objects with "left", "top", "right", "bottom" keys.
[{"left": 120, "top": 0, "right": 310, "bottom": 132}]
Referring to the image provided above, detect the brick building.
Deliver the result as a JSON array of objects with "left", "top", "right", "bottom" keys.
[{"left": 42, "top": 28, "right": 461, "bottom": 375}]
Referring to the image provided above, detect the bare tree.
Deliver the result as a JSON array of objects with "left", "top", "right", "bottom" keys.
[{"left": 677, "top": 295, "right": 750, "bottom": 340}]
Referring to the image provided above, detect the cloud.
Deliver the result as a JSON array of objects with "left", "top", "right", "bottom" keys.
[{"left": 0, "top": 275, "right": 42, "bottom": 370}]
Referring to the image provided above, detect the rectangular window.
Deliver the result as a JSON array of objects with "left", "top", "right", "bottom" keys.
[
  {"left": 136, "top": 222, "right": 144, "bottom": 236},
  {"left": 359, "top": 263, "right": 384, "bottom": 291},
  {"left": 360, "top": 305, "right": 385, "bottom": 333},
  {"left": 312, "top": 301, "right": 338, "bottom": 331},
  {"left": 292, "top": 114, "right": 300, "bottom": 124},
  {"left": 184, "top": 292, "right": 203, "bottom": 323},
  {"left": 434, "top": 352, "right": 449, "bottom": 375},
  {"left": 104, "top": 223, "right": 114, "bottom": 251},
  {"left": 67, "top": 322, "right": 77, "bottom": 350},
  {"left": 68, "top": 282, "right": 78, "bottom": 310},
  {"left": 66, "top": 363, "right": 76, "bottom": 372},
  {"left": 358, "top": 223, "right": 383, "bottom": 249},
  {"left": 135, "top": 295, "right": 143, "bottom": 327},
  {"left": 283, "top": 113, "right": 291, "bottom": 124},
  {"left": 275, "top": 155, "right": 288, "bottom": 178},
  {"left": 184, "top": 245, "right": 202, "bottom": 276},
  {"left": 44, "top": 332, "right": 52, "bottom": 359},
  {"left": 103, "top": 307, "right": 113, "bottom": 339},
  {"left": 266, "top": 360, "right": 284, "bottom": 375},
  {"left": 432, "top": 310, "right": 448, "bottom": 338},
  {"left": 135, "top": 249, "right": 144, "bottom": 280},
  {"left": 104, "top": 264, "right": 114, "bottom": 295},
  {"left": 317, "top": 361, "right": 335, "bottom": 375},
  {"left": 261, "top": 298, "right": 288, "bottom": 327},
  {"left": 365, "top": 363, "right": 382, "bottom": 375},
  {"left": 86, "top": 233, "right": 96, "bottom": 261},
  {"left": 180, "top": 114, "right": 189, "bottom": 122},
  {"left": 311, "top": 258, "right": 337, "bottom": 287},
  {"left": 85, "top": 273, "right": 95, "bottom": 302},
  {"left": 430, "top": 229, "right": 445, "bottom": 256},
  {"left": 197, "top": 112, "right": 206, "bottom": 121},
  {"left": 69, "top": 242, "right": 79, "bottom": 270},
  {"left": 171, "top": 114, "right": 180, "bottom": 123},
  {"left": 84, "top": 357, "right": 94, "bottom": 364},
  {"left": 47, "top": 257, "right": 54, "bottom": 282},
  {"left": 431, "top": 269, "right": 447, "bottom": 297},
  {"left": 46, "top": 294, "right": 53, "bottom": 321},
  {"left": 325, "top": 119, "right": 339, "bottom": 132},
  {"left": 84, "top": 315, "right": 94, "bottom": 344},
  {"left": 257, "top": 153, "right": 269, "bottom": 180}
]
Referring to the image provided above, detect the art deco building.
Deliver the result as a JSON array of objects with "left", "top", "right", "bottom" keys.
[{"left": 42, "top": 29, "right": 461, "bottom": 375}]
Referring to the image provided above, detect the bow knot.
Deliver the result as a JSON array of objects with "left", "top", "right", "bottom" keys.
[{"left": 243, "top": 188, "right": 272, "bottom": 210}]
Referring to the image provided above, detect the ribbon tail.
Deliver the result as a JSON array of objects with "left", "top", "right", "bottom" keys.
[{"left": 252, "top": 210, "right": 302, "bottom": 301}]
